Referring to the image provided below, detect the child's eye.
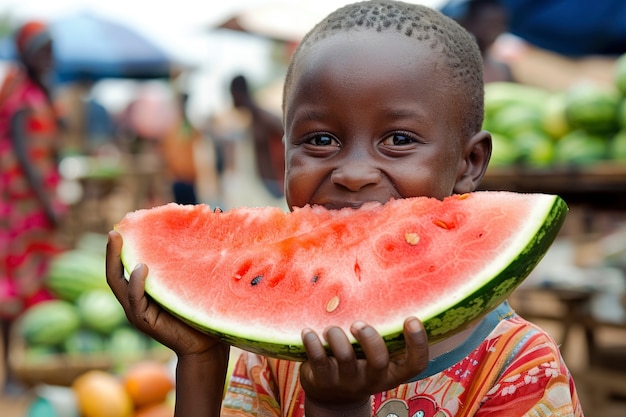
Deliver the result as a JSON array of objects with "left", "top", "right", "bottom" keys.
[
  {"left": 381, "top": 133, "right": 418, "bottom": 146},
  {"left": 307, "top": 133, "right": 339, "bottom": 147}
]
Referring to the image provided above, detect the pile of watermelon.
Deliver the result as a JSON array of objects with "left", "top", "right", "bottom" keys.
[
  {"left": 484, "top": 52, "right": 626, "bottom": 167},
  {"left": 14, "top": 233, "right": 168, "bottom": 371}
]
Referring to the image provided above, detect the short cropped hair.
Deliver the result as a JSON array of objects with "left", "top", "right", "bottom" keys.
[{"left": 283, "top": 0, "right": 484, "bottom": 137}]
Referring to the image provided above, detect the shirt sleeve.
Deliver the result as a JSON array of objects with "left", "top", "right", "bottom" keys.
[
  {"left": 221, "top": 351, "right": 283, "bottom": 417},
  {"left": 475, "top": 329, "right": 583, "bottom": 416}
]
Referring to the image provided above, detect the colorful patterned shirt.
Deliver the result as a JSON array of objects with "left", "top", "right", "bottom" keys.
[{"left": 222, "top": 302, "right": 583, "bottom": 417}]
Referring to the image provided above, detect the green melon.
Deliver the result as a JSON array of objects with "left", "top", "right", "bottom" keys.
[
  {"left": 564, "top": 83, "right": 621, "bottom": 135},
  {"left": 76, "top": 289, "right": 127, "bottom": 334},
  {"left": 115, "top": 192, "right": 567, "bottom": 360},
  {"left": 489, "top": 105, "right": 544, "bottom": 139},
  {"left": 45, "top": 249, "right": 108, "bottom": 302},
  {"left": 542, "top": 92, "right": 572, "bottom": 140},
  {"left": 484, "top": 82, "right": 550, "bottom": 117},
  {"left": 18, "top": 300, "right": 81, "bottom": 347},
  {"left": 618, "top": 99, "right": 626, "bottom": 128},
  {"left": 610, "top": 129, "right": 626, "bottom": 161},
  {"left": 514, "top": 130, "right": 555, "bottom": 167},
  {"left": 615, "top": 53, "right": 626, "bottom": 96},
  {"left": 553, "top": 129, "right": 608, "bottom": 166},
  {"left": 489, "top": 133, "right": 520, "bottom": 166}
]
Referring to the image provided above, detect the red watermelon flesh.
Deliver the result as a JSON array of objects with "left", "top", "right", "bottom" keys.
[{"left": 116, "top": 191, "right": 567, "bottom": 360}]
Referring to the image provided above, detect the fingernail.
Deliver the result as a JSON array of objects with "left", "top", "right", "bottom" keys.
[
  {"left": 352, "top": 321, "right": 366, "bottom": 331},
  {"left": 406, "top": 317, "right": 421, "bottom": 333}
]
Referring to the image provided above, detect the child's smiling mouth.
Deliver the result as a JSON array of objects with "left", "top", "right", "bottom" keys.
[{"left": 317, "top": 199, "right": 391, "bottom": 210}]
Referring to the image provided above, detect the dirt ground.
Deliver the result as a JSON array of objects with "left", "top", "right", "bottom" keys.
[{"left": 0, "top": 395, "right": 31, "bottom": 417}]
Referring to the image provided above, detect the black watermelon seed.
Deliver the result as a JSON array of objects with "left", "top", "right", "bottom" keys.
[
  {"left": 251, "top": 275, "right": 263, "bottom": 286},
  {"left": 312, "top": 275, "right": 319, "bottom": 284}
]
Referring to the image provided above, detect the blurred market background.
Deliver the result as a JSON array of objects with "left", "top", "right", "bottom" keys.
[{"left": 0, "top": 0, "right": 625, "bottom": 416}]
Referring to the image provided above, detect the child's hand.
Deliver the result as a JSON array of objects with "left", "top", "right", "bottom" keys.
[
  {"left": 300, "top": 317, "right": 429, "bottom": 414},
  {"left": 106, "top": 231, "right": 223, "bottom": 358}
]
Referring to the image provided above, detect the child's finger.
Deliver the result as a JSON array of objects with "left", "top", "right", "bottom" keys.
[
  {"left": 106, "top": 231, "right": 128, "bottom": 303},
  {"left": 106, "top": 231, "right": 150, "bottom": 330},
  {"left": 400, "top": 317, "right": 429, "bottom": 373},
  {"left": 350, "top": 321, "right": 389, "bottom": 370},
  {"left": 126, "top": 263, "right": 150, "bottom": 317},
  {"left": 301, "top": 328, "right": 332, "bottom": 377},
  {"left": 324, "top": 326, "right": 358, "bottom": 375},
  {"left": 302, "top": 328, "right": 326, "bottom": 361}
]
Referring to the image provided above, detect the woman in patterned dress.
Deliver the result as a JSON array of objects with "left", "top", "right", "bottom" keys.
[{"left": 0, "top": 21, "right": 67, "bottom": 393}]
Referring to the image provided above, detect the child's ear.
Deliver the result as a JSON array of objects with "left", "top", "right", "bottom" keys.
[{"left": 453, "top": 130, "right": 492, "bottom": 194}]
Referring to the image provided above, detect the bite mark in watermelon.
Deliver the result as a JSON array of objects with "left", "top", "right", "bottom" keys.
[{"left": 115, "top": 191, "right": 567, "bottom": 360}]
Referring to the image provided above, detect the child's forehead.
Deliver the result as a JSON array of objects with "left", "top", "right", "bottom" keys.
[
  {"left": 291, "top": 30, "right": 449, "bottom": 88},
  {"left": 306, "top": 29, "right": 433, "bottom": 55},
  {"left": 283, "top": 31, "right": 466, "bottom": 131}
]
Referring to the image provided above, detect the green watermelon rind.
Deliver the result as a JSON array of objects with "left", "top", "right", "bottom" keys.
[{"left": 119, "top": 194, "right": 567, "bottom": 361}]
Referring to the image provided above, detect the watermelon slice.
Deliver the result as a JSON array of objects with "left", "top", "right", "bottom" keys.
[{"left": 115, "top": 191, "right": 567, "bottom": 360}]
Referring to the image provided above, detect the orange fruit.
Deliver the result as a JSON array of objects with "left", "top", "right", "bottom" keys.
[
  {"left": 134, "top": 402, "right": 174, "bottom": 417},
  {"left": 123, "top": 361, "right": 174, "bottom": 408},
  {"left": 73, "top": 370, "right": 133, "bottom": 417}
]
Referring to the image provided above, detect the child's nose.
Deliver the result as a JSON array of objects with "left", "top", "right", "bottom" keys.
[{"left": 330, "top": 162, "right": 382, "bottom": 191}]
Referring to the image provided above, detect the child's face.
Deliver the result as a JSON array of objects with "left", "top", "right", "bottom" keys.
[{"left": 283, "top": 30, "right": 485, "bottom": 210}]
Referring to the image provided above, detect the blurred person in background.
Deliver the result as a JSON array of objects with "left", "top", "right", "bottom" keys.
[
  {"left": 54, "top": 79, "right": 117, "bottom": 156},
  {"left": 206, "top": 74, "right": 286, "bottom": 210},
  {"left": 441, "top": 0, "right": 514, "bottom": 83},
  {"left": 499, "top": 0, "right": 626, "bottom": 57},
  {"left": 490, "top": 0, "right": 625, "bottom": 90},
  {"left": 161, "top": 89, "right": 201, "bottom": 205},
  {"left": 114, "top": 82, "right": 176, "bottom": 209},
  {"left": 229, "top": 74, "right": 285, "bottom": 199},
  {"left": 0, "top": 20, "right": 67, "bottom": 394}
]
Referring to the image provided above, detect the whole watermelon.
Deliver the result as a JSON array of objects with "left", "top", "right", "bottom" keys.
[
  {"left": 484, "top": 82, "right": 550, "bottom": 116},
  {"left": 553, "top": 130, "right": 608, "bottom": 166},
  {"left": 489, "top": 104, "right": 544, "bottom": 139},
  {"left": 76, "top": 289, "right": 128, "bottom": 334},
  {"left": 64, "top": 329, "right": 106, "bottom": 355},
  {"left": 617, "top": 99, "right": 626, "bottom": 129},
  {"left": 489, "top": 133, "right": 520, "bottom": 166},
  {"left": 45, "top": 249, "right": 109, "bottom": 302},
  {"left": 610, "top": 129, "right": 626, "bottom": 160},
  {"left": 514, "top": 130, "right": 555, "bottom": 167},
  {"left": 542, "top": 92, "right": 572, "bottom": 140},
  {"left": 615, "top": 53, "right": 626, "bottom": 96},
  {"left": 18, "top": 300, "right": 81, "bottom": 347},
  {"left": 564, "top": 83, "right": 620, "bottom": 135}
]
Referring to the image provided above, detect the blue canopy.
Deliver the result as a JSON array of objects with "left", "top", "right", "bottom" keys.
[
  {"left": 0, "top": 12, "right": 173, "bottom": 83},
  {"left": 439, "top": 0, "right": 626, "bottom": 57},
  {"left": 499, "top": 0, "right": 626, "bottom": 57}
]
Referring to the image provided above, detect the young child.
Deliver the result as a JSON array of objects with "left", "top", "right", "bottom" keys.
[{"left": 106, "top": 1, "right": 583, "bottom": 416}]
